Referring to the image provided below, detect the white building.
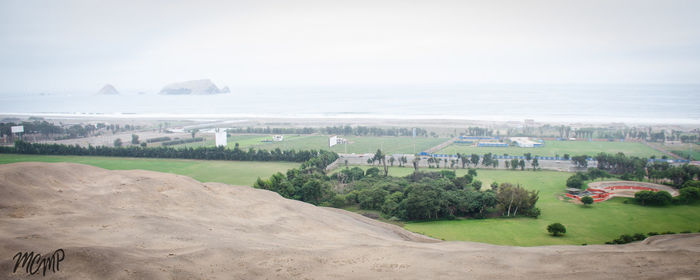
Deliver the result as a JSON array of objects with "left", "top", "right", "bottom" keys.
[
  {"left": 273, "top": 135, "right": 284, "bottom": 141},
  {"left": 215, "top": 130, "right": 227, "bottom": 147},
  {"left": 509, "top": 137, "right": 543, "bottom": 148},
  {"left": 329, "top": 135, "right": 347, "bottom": 147}
]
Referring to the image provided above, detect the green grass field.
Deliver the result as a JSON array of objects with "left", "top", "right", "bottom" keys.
[
  {"left": 438, "top": 140, "right": 664, "bottom": 158},
  {"left": 0, "top": 154, "right": 298, "bottom": 186},
  {"left": 172, "top": 134, "right": 447, "bottom": 155},
  {"left": 673, "top": 150, "right": 700, "bottom": 160},
  {"left": 337, "top": 166, "right": 699, "bottom": 246}
]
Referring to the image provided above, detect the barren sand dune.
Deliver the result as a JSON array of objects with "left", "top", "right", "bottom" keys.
[{"left": 1, "top": 162, "right": 699, "bottom": 279}]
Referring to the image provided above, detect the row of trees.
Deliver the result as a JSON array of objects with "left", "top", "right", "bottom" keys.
[
  {"left": 2, "top": 141, "right": 338, "bottom": 164},
  {"left": 1, "top": 120, "right": 142, "bottom": 141},
  {"left": 223, "top": 126, "right": 428, "bottom": 137},
  {"left": 566, "top": 163, "right": 699, "bottom": 190}
]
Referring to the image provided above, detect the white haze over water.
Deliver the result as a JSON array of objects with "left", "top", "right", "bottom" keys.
[{"left": 2, "top": 84, "right": 698, "bottom": 124}]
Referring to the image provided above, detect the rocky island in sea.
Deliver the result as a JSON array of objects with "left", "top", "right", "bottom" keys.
[{"left": 159, "top": 79, "right": 230, "bottom": 95}]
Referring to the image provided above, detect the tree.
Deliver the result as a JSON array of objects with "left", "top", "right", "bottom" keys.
[
  {"left": 191, "top": 128, "right": 199, "bottom": 139},
  {"left": 113, "top": 138, "right": 122, "bottom": 147},
  {"left": 496, "top": 183, "right": 539, "bottom": 217},
  {"left": 412, "top": 157, "right": 420, "bottom": 172},
  {"left": 571, "top": 155, "right": 588, "bottom": 168},
  {"left": 389, "top": 156, "right": 395, "bottom": 167},
  {"left": 566, "top": 176, "right": 584, "bottom": 189},
  {"left": 300, "top": 179, "right": 324, "bottom": 205},
  {"left": 365, "top": 167, "right": 380, "bottom": 177},
  {"left": 131, "top": 134, "right": 140, "bottom": 144},
  {"left": 468, "top": 168, "right": 477, "bottom": 177},
  {"left": 373, "top": 149, "right": 388, "bottom": 176},
  {"left": 581, "top": 196, "right": 594, "bottom": 206},
  {"left": 677, "top": 187, "right": 700, "bottom": 204},
  {"left": 531, "top": 158, "right": 539, "bottom": 171},
  {"left": 472, "top": 180, "right": 482, "bottom": 191},
  {"left": 510, "top": 159, "right": 520, "bottom": 170},
  {"left": 470, "top": 154, "right": 480, "bottom": 167},
  {"left": 519, "top": 159, "right": 525, "bottom": 171},
  {"left": 547, "top": 223, "right": 566, "bottom": 236}
]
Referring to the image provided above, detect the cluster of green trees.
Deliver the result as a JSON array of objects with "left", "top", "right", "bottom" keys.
[
  {"left": 566, "top": 162, "right": 699, "bottom": 191},
  {"left": 565, "top": 152, "right": 700, "bottom": 187},
  {"left": 255, "top": 165, "right": 540, "bottom": 221},
  {"left": 647, "top": 162, "right": 700, "bottom": 187},
  {"left": 594, "top": 153, "right": 648, "bottom": 179},
  {"left": 1, "top": 120, "right": 142, "bottom": 141},
  {"left": 503, "top": 124, "right": 699, "bottom": 143},
  {"left": 1, "top": 121, "right": 63, "bottom": 138},
  {"left": 2, "top": 141, "right": 338, "bottom": 165},
  {"left": 635, "top": 185, "right": 700, "bottom": 206},
  {"left": 634, "top": 191, "right": 673, "bottom": 206}
]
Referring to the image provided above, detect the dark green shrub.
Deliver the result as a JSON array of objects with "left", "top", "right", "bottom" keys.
[
  {"left": 580, "top": 196, "right": 594, "bottom": 206},
  {"left": 547, "top": 223, "right": 566, "bottom": 236}
]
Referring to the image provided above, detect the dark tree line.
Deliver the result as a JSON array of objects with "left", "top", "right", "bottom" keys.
[
  {"left": 594, "top": 152, "right": 648, "bottom": 180},
  {"left": 1, "top": 141, "right": 338, "bottom": 165},
  {"left": 1, "top": 121, "right": 64, "bottom": 138},
  {"left": 224, "top": 126, "right": 428, "bottom": 137},
  {"left": 1, "top": 120, "right": 141, "bottom": 141}
]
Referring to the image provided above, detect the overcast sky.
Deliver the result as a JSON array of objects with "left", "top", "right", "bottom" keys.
[{"left": 1, "top": 0, "right": 699, "bottom": 93}]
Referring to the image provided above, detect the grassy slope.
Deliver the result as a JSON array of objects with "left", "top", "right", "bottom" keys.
[
  {"left": 171, "top": 134, "right": 447, "bottom": 155},
  {"left": 339, "top": 166, "right": 699, "bottom": 246},
  {"left": 0, "top": 154, "right": 298, "bottom": 186},
  {"left": 438, "top": 141, "right": 665, "bottom": 158}
]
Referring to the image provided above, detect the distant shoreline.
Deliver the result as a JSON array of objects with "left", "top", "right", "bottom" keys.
[{"left": 1, "top": 112, "right": 698, "bottom": 127}]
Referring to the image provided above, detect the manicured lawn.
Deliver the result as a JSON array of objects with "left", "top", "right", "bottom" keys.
[
  {"left": 438, "top": 140, "right": 664, "bottom": 158},
  {"left": 0, "top": 154, "right": 298, "bottom": 186},
  {"left": 171, "top": 134, "right": 447, "bottom": 155},
  {"left": 339, "top": 166, "right": 700, "bottom": 246}
]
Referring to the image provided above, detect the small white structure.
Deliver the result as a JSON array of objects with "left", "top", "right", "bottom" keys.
[
  {"left": 215, "top": 129, "right": 227, "bottom": 147},
  {"left": 509, "top": 137, "right": 543, "bottom": 148},
  {"left": 11, "top": 126, "right": 23, "bottom": 133},
  {"left": 273, "top": 135, "right": 284, "bottom": 141},
  {"left": 329, "top": 135, "right": 347, "bottom": 147}
]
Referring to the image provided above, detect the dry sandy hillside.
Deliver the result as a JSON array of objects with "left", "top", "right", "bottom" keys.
[{"left": 1, "top": 162, "right": 699, "bottom": 279}]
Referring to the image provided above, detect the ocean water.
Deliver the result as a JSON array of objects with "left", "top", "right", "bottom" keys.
[{"left": 1, "top": 84, "right": 699, "bottom": 124}]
